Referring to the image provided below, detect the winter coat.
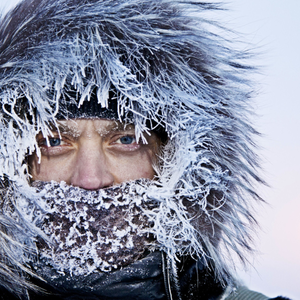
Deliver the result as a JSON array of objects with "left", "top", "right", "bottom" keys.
[
  {"left": 0, "top": 0, "right": 291, "bottom": 299},
  {"left": 0, "top": 252, "right": 291, "bottom": 299},
  {"left": 0, "top": 251, "right": 224, "bottom": 299}
]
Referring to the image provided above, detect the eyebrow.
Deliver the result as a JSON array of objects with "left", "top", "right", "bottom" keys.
[
  {"left": 95, "top": 121, "right": 136, "bottom": 139},
  {"left": 47, "top": 120, "right": 135, "bottom": 138},
  {"left": 103, "top": 121, "right": 135, "bottom": 132},
  {"left": 48, "top": 121, "right": 81, "bottom": 137}
]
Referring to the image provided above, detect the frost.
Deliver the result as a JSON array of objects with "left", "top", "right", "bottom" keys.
[
  {"left": 10, "top": 181, "right": 157, "bottom": 277},
  {"left": 0, "top": 0, "right": 261, "bottom": 292}
]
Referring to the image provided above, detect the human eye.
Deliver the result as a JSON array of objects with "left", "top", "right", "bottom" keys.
[
  {"left": 109, "top": 132, "right": 140, "bottom": 152},
  {"left": 115, "top": 135, "right": 136, "bottom": 145},
  {"left": 40, "top": 137, "right": 62, "bottom": 147},
  {"left": 37, "top": 134, "right": 72, "bottom": 156}
]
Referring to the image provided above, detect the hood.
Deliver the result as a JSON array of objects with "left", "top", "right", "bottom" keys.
[{"left": 0, "top": 0, "right": 262, "bottom": 296}]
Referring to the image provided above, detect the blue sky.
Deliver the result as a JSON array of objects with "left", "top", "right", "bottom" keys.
[{"left": 0, "top": 0, "right": 299, "bottom": 299}]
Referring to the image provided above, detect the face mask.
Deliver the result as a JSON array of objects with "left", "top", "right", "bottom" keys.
[
  {"left": 15, "top": 180, "right": 158, "bottom": 278},
  {"left": 3, "top": 172, "right": 228, "bottom": 287}
]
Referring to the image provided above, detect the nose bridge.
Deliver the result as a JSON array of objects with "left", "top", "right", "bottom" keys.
[{"left": 71, "top": 137, "right": 114, "bottom": 190}]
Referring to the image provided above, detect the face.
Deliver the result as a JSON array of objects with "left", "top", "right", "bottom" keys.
[{"left": 29, "top": 119, "right": 160, "bottom": 190}]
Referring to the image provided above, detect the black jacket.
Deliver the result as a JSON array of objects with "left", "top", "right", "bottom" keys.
[{"left": 0, "top": 252, "right": 224, "bottom": 300}]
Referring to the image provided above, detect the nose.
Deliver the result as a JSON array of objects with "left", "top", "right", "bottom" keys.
[{"left": 70, "top": 140, "right": 114, "bottom": 190}]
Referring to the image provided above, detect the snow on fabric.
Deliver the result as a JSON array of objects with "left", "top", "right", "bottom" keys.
[
  {"left": 0, "top": 0, "right": 262, "bottom": 296},
  {"left": 15, "top": 180, "right": 156, "bottom": 276}
]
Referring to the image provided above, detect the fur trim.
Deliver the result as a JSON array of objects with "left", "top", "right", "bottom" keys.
[{"left": 0, "top": 0, "right": 262, "bottom": 296}]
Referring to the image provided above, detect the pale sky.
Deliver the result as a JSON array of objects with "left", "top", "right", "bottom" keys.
[
  {"left": 0, "top": 0, "right": 299, "bottom": 299},
  {"left": 222, "top": 1, "right": 300, "bottom": 299}
]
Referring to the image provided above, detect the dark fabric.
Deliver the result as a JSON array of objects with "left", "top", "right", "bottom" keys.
[
  {"left": 56, "top": 87, "right": 120, "bottom": 120},
  {"left": 29, "top": 251, "right": 166, "bottom": 300},
  {"left": 0, "top": 251, "right": 225, "bottom": 300},
  {"left": 178, "top": 255, "right": 224, "bottom": 300},
  {"left": 269, "top": 297, "right": 292, "bottom": 300}
]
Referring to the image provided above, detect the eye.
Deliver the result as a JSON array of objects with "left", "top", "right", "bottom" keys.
[
  {"left": 39, "top": 137, "right": 63, "bottom": 147},
  {"left": 118, "top": 135, "right": 136, "bottom": 145},
  {"left": 48, "top": 138, "right": 61, "bottom": 147}
]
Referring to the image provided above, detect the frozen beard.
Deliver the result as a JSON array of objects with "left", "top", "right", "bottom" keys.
[{"left": 19, "top": 180, "right": 158, "bottom": 279}]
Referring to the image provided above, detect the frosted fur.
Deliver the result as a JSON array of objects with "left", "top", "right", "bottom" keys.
[{"left": 0, "top": 0, "right": 262, "bottom": 296}]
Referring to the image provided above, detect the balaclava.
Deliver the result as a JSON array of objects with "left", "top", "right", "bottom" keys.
[{"left": 0, "top": 0, "right": 262, "bottom": 298}]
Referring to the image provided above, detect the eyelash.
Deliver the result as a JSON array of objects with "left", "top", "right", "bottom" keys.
[
  {"left": 114, "top": 135, "right": 136, "bottom": 145},
  {"left": 37, "top": 133, "right": 140, "bottom": 156},
  {"left": 39, "top": 136, "right": 136, "bottom": 145},
  {"left": 38, "top": 137, "right": 63, "bottom": 147},
  {"left": 42, "top": 138, "right": 61, "bottom": 147},
  {"left": 37, "top": 136, "right": 71, "bottom": 157}
]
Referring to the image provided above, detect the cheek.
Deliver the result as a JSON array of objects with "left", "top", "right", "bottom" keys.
[
  {"left": 131, "top": 158, "right": 155, "bottom": 178},
  {"left": 110, "top": 151, "right": 156, "bottom": 184},
  {"left": 28, "top": 154, "right": 41, "bottom": 181},
  {"left": 29, "top": 155, "right": 70, "bottom": 182}
]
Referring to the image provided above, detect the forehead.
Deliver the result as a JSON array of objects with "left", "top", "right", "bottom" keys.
[{"left": 53, "top": 119, "right": 135, "bottom": 136}]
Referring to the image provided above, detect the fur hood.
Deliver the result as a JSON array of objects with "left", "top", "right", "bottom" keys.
[{"left": 0, "top": 0, "right": 262, "bottom": 296}]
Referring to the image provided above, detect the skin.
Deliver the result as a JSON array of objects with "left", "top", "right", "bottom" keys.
[{"left": 29, "top": 119, "right": 160, "bottom": 190}]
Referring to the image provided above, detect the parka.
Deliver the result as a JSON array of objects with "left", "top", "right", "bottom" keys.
[{"left": 0, "top": 0, "right": 291, "bottom": 299}]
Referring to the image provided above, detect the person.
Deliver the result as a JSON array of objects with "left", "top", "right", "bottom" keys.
[{"left": 0, "top": 0, "right": 292, "bottom": 299}]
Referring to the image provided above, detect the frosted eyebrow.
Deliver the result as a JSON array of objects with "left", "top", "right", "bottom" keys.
[
  {"left": 48, "top": 122, "right": 81, "bottom": 138},
  {"left": 95, "top": 121, "right": 135, "bottom": 137},
  {"left": 47, "top": 120, "right": 136, "bottom": 138},
  {"left": 105, "top": 122, "right": 135, "bottom": 132}
]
